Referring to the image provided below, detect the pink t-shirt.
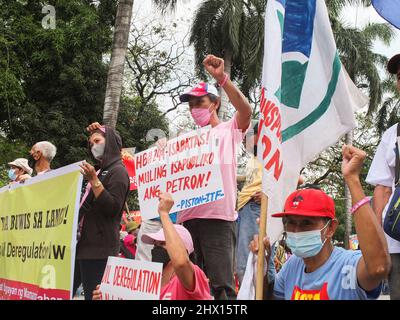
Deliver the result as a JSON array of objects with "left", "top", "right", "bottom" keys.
[
  {"left": 123, "top": 234, "right": 136, "bottom": 257},
  {"left": 177, "top": 114, "right": 247, "bottom": 223},
  {"left": 160, "top": 264, "right": 212, "bottom": 300}
]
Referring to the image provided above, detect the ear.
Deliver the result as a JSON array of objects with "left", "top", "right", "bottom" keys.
[
  {"left": 209, "top": 98, "right": 221, "bottom": 113},
  {"left": 326, "top": 219, "right": 338, "bottom": 239}
]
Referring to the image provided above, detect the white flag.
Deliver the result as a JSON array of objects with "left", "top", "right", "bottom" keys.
[{"left": 258, "top": 0, "right": 368, "bottom": 242}]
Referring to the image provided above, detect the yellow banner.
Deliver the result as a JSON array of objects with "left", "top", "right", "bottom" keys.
[{"left": 0, "top": 163, "right": 82, "bottom": 300}]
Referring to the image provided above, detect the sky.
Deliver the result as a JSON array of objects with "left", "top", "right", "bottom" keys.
[
  {"left": 131, "top": 0, "right": 400, "bottom": 127},
  {"left": 342, "top": 5, "right": 400, "bottom": 58},
  {"left": 133, "top": 0, "right": 400, "bottom": 57}
]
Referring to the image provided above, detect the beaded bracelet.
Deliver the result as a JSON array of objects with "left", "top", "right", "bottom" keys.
[
  {"left": 218, "top": 73, "right": 229, "bottom": 87},
  {"left": 350, "top": 196, "right": 372, "bottom": 215}
]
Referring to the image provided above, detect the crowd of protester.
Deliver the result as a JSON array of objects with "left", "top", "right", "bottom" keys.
[{"left": 6, "top": 53, "right": 400, "bottom": 301}]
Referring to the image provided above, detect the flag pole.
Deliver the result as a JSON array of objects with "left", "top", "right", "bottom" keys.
[{"left": 256, "top": 193, "right": 268, "bottom": 300}]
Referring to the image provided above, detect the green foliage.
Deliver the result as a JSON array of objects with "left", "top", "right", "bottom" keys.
[
  {"left": 377, "top": 76, "right": 400, "bottom": 136},
  {"left": 0, "top": 0, "right": 117, "bottom": 168},
  {"left": 189, "top": 0, "right": 266, "bottom": 97},
  {"left": 328, "top": 1, "right": 395, "bottom": 114},
  {"left": 0, "top": 136, "right": 30, "bottom": 188},
  {"left": 304, "top": 113, "right": 379, "bottom": 245},
  {"left": 116, "top": 96, "right": 169, "bottom": 153}
]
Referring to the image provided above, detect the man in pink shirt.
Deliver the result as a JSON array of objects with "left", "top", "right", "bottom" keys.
[
  {"left": 93, "top": 192, "right": 212, "bottom": 300},
  {"left": 178, "top": 55, "right": 252, "bottom": 299}
]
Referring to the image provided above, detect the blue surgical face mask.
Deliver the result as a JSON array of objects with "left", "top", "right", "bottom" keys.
[
  {"left": 8, "top": 169, "right": 17, "bottom": 181},
  {"left": 286, "top": 220, "right": 331, "bottom": 258}
]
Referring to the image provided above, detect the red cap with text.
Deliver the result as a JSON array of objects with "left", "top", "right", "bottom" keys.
[{"left": 272, "top": 188, "right": 335, "bottom": 219}]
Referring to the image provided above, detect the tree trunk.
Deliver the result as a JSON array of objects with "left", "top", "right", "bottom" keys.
[
  {"left": 103, "top": 0, "right": 134, "bottom": 129},
  {"left": 218, "top": 50, "right": 232, "bottom": 122},
  {"left": 344, "top": 131, "right": 353, "bottom": 249}
]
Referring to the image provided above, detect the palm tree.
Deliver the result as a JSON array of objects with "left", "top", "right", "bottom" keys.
[
  {"left": 103, "top": 0, "right": 134, "bottom": 129},
  {"left": 329, "top": 7, "right": 394, "bottom": 113},
  {"left": 153, "top": 0, "right": 266, "bottom": 122},
  {"left": 377, "top": 77, "right": 400, "bottom": 135},
  {"left": 190, "top": 0, "right": 266, "bottom": 121},
  {"left": 326, "top": 0, "right": 394, "bottom": 249},
  {"left": 152, "top": 0, "right": 178, "bottom": 12}
]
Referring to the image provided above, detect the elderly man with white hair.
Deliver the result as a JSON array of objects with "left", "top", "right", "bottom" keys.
[
  {"left": 28, "top": 141, "right": 57, "bottom": 175},
  {"left": 19, "top": 141, "right": 57, "bottom": 182}
]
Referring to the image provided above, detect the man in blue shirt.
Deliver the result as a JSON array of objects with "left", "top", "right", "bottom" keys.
[{"left": 251, "top": 145, "right": 390, "bottom": 300}]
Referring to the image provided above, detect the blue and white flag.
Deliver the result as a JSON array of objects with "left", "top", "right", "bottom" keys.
[
  {"left": 372, "top": 0, "right": 400, "bottom": 30},
  {"left": 258, "top": 0, "right": 368, "bottom": 243}
]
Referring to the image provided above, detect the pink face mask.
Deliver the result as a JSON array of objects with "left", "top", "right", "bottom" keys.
[{"left": 191, "top": 106, "right": 212, "bottom": 127}]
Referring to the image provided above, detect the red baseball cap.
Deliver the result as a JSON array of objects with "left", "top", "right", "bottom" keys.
[
  {"left": 272, "top": 188, "right": 335, "bottom": 219},
  {"left": 179, "top": 82, "right": 219, "bottom": 103}
]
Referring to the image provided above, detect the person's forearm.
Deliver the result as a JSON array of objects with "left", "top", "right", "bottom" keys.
[
  {"left": 346, "top": 177, "right": 390, "bottom": 276},
  {"left": 159, "top": 212, "right": 190, "bottom": 266},
  {"left": 373, "top": 185, "right": 392, "bottom": 226},
  {"left": 222, "top": 79, "right": 252, "bottom": 114},
  {"left": 219, "top": 79, "right": 252, "bottom": 129},
  {"left": 91, "top": 179, "right": 104, "bottom": 199},
  {"left": 263, "top": 253, "right": 276, "bottom": 300}
]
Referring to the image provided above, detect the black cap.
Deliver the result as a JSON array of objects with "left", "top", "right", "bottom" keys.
[{"left": 387, "top": 54, "right": 400, "bottom": 74}]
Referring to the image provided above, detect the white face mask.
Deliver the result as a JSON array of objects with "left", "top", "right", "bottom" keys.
[{"left": 91, "top": 143, "right": 105, "bottom": 160}]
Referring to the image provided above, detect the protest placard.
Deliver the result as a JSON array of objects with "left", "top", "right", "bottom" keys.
[
  {"left": 122, "top": 211, "right": 141, "bottom": 226},
  {"left": 135, "top": 127, "right": 225, "bottom": 220},
  {"left": 0, "top": 163, "right": 82, "bottom": 300},
  {"left": 122, "top": 148, "right": 137, "bottom": 191},
  {"left": 99, "top": 256, "right": 163, "bottom": 300},
  {"left": 349, "top": 234, "right": 359, "bottom": 250}
]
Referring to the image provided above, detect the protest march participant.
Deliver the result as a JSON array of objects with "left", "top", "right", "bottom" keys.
[
  {"left": 273, "top": 236, "right": 292, "bottom": 274},
  {"left": 366, "top": 53, "right": 400, "bottom": 300},
  {"left": 29, "top": 141, "right": 57, "bottom": 175},
  {"left": 73, "top": 124, "right": 130, "bottom": 300},
  {"left": 176, "top": 54, "right": 252, "bottom": 300},
  {"left": 250, "top": 145, "right": 390, "bottom": 300},
  {"left": 92, "top": 192, "right": 212, "bottom": 300},
  {"left": 236, "top": 122, "right": 262, "bottom": 285},
  {"left": 120, "top": 221, "right": 140, "bottom": 259},
  {"left": 7, "top": 158, "right": 33, "bottom": 184},
  {"left": 19, "top": 141, "right": 57, "bottom": 182},
  {"left": 135, "top": 212, "right": 178, "bottom": 261}
]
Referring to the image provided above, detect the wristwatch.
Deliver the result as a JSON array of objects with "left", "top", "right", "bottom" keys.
[{"left": 92, "top": 180, "right": 102, "bottom": 188}]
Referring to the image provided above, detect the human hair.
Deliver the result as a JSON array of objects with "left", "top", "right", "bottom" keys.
[
  {"left": 253, "top": 122, "right": 258, "bottom": 134},
  {"left": 282, "top": 215, "right": 332, "bottom": 226},
  {"left": 189, "top": 252, "right": 196, "bottom": 264},
  {"left": 298, "top": 184, "right": 321, "bottom": 190},
  {"left": 90, "top": 129, "right": 106, "bottom": 138},
  {"left": 208, "top": 93, "right": 219, "bottom": 102},
  {"left": 208, "top": 93, "right": 220, "bottom": 112},
  {"left": 35, "top": 141, "right": 57, "bottom": 162}
]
